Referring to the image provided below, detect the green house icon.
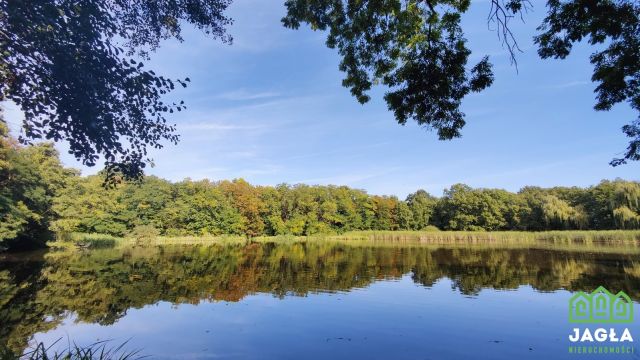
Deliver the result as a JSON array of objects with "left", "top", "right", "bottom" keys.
[{"left": 569, "top": 286, "right": 633, "bottom": 323}]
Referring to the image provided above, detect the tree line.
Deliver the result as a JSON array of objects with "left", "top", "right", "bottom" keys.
[
  {"left": 52, "top": 176, "right": 640, "bottom": 238},
  {"left": 1, "top": 124, "right": 640, "bottom": 249}
]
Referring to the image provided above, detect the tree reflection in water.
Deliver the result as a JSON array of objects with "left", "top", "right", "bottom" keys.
[{"left": 1, "top": 241, "right": 639, "bottom": 354}]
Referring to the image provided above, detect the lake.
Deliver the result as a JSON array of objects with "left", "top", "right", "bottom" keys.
[{"left": 1, "top": 238, "right": 639, "bottom": 359}]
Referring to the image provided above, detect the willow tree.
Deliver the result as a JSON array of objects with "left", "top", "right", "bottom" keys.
[
  {"left": 584, "top": 180, "right": 640, "bottom": 229},
  {"left": 609, "top": 180, "right": 640, "bottom": 229},
  {"left": 613, "top": 206, "right": 640, "bottom": 229},
  {"left": 540, "top": 194, "right": 588, "bottom": 230}
]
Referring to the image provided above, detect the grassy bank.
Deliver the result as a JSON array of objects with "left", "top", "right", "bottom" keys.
[
  {"left": 48, "top": 230, "right": 640, "bottom": 253},
  {"left": 336, "top": 229, "right": 640, "bottom": 244},
  {"left": 51, "top": 233, "right": 123, "bottom": 250},
  {"left": 322, "top": 230, "right": 640, "bottom": 252}
]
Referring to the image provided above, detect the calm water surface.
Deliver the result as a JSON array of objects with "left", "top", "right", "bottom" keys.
[{"left": 1, "top": 241, "right": 639, "bottom": 359}]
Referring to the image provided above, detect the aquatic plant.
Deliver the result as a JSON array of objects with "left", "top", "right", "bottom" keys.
[{"left": 6, "top": 339, "right": 142, "bottom": 360}]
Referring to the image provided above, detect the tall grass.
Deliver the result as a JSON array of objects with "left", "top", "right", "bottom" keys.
[
  {"left": 7, "top": 340, "right": 143, "bottom": 360},
  {"left": 337, "top": 229, "right": 640, "bottom": 244},
  {"left": 49, "top": 230, "right": 640, "bottom": 253},
  {"left": 52, "top": 233, "right": 123, "bottom": 249},
  {"left": 329, "top": 230, "right": 640, "bottom": 251},
  {"left": 125, "top": 234, "right": 247, "bottom": 245},
  {"left": 149, "top": 230, "right": 640, "bottom": 253}
]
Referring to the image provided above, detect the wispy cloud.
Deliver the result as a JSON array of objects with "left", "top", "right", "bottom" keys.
[
  {"left": 282, "top": 142, "right": 390, "bottom": 161},
  {"left": 295, "top": 166, "right": 402, "bottom": 187},
  {"left": 222, "top": 151, "right": 258, "bottom": 159},
  {"left": 179, "top": 122, "right": 267, "bottom": 131},
  {"left": 548, "top": 80, "right": 590, "bottom": 89},
  {"left": 216, "top": 89, "right": 280, "bottom": 101},
  {"left": 442, "top": 154, "right": 607, "bottom": 190},
  {"left": 237, "top": 164, "right": 283, "bottom": 177},
  {"left": 185, "top": 164, "right": 283, "bottom": 181}
]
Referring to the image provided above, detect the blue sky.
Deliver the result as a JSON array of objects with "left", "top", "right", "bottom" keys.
[{"left": 4, "top": 0, "right": 638, "bottom": 197}]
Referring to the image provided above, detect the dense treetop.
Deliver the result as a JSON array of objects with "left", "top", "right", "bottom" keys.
[
  {"left": 0, "top": 110, "right": 76, "bottom": 249},
  {"left": 50, "top": 175, "right": 640, "bottom": 239}
]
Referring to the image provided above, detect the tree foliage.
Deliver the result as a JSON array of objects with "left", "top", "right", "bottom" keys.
[
  {"left": 283, "top": 0, "right": 640, "bottom": 164},
  {"left": 0, "top": 0, "right": 232, "bottom": 179},
  {"left": 535, "top": 0, "right": 640, "bottom": 165},
  {"left": 0, "top": 111, "right": 75, "bottom": 249},
  {"left": 1, "top": 0, "right": 638, "bottom": 173},
  {"left": 282, "top": 0, "right": 494, "bottom": 139},
  {"left": 48, "top": 173, "right": 640, "bottom": 239}
]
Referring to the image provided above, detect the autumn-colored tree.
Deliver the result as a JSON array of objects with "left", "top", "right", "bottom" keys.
[{"left": 219, "top": 179, "right": 265, "bottom": 237}]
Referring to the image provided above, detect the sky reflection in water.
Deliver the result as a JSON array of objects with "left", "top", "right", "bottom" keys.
[{"left": 1, "top": 241, "right": 639, "bottom": 359}]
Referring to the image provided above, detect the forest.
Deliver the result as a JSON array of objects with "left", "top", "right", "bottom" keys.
[{"left": 2, "top": 121, "right": 640, "bottom": 250}]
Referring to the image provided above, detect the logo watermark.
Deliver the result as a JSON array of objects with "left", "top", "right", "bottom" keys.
[{"left": 568, "top": 286, "right": 635, "bottom": 355}]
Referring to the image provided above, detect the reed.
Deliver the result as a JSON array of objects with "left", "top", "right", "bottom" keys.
[
  {"left": 125, "top": 234, "right": 247, "bottom": 245},
  {"left": 335, "top": 230, "right": 640, "bottom": 245},
  {"left": 8, "top": 339, "right": 143, "bottom": 360},
  {"left": 49, "top": 230, "right": 640, "bottom": 254},
  {"left": 51, "top": 233, "right": 123, "bottom": 249}
]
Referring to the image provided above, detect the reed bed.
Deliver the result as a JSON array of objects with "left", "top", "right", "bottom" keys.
[
  {"left": 129, "top": 234, "right": 245, "bottom": 245},
  {"left": 51, "top": 233, "right": 123, "bottom": 249},
  {"left": 335, "top": 230, "right": 640, "bottom": 245},
  {"left": 323, "top": 230, "right": 640, "bottom": 253},
  {"left": 49, "top": 230, "right": 640, "bottom": 254}
]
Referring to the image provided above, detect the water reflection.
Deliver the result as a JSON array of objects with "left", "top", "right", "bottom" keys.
[{"left": 1, "top": 241, "right": 639, "bottom": 356}]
